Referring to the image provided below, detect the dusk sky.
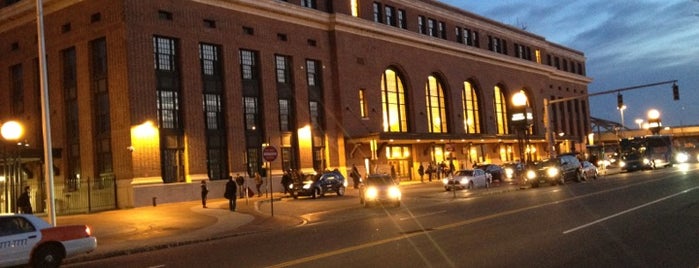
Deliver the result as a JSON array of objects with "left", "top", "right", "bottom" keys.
[{"left": 441, "top": 0, "right": 699, "bottom": 128}]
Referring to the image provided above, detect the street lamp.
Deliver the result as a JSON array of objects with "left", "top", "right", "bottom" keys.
[
  {"left": 635, "top": 118, "right": 643, "bottom": 129},
  {"left": 1, "top": 120, "right": 25, "bottom": 213},
  {"left": 647, "top": 109, "right": 662, "bottom": 135},
  {"left": 617, "top": 105, "right": 627, "bottom": 138},
  {"left": 511, "top": 91, "right": 533, "bottom": 163}
]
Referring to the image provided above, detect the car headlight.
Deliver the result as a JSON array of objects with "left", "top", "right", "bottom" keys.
[
  {"left": 366, "top": 187, "right": 378, "bottom": 199},
  {"left": 676, "top": 152, "right": 689, "bottom": 163},
  {"left": 643, "top": 158, "right": 650, "bottom": 165},
  {"left": 620, "top": 161, "right": 626, "bottom": 167},
  {"left": 388, "top": 186, "right": 401, "bottom": 199},
  {"left": 302, "top": 182, "right": 312, "bottom": 189},
  {"left": 526, "top": 170, "right": 536, "bottom": 180},
  {"left": 288, "top": 184, "right": 294, "bottom": 189},
  {"left": 442, "top": 178, "right": 449, "bottom": 185},
  {"left": 343, "top": 180, "right": 348, "bottom": 187},
  {"left": 460, "top": 178, "right": 469, "bottom": 185},
  {"left": 546, "top": 167, "right": 559, "bottom": 178},
  {"left": 504, "top": 168, "right": 514, "bottom": 179}
]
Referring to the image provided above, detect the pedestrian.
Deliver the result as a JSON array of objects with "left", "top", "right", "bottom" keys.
[
  {"left": 281, "top": 170, "right": 292, "bottom": 195},
  {"left": 235, "top": 174, "right": 245, "bottom": 198},
  {"left": 418, "top": 163, "right": 425, "bottom": 183},
  {"left": 350, "top": 164, "right": 361, "bottom": 189},
  {"left": 224, "top": 176, "right": 237, "bottom": 211},
  {"left": 200, "top": 180, "right": 209, "bottom": 208},
  {"left": 390, "top": 163, "right": 397, "bottom": 182},
  {"left": 17, "top": 186, "right": 32, "bottom": 214},
  {"left": 254, "top": 172, "right": 263, "bottom": 197},
  {"left": 427, "top": 163, "right": 434, "bottom": 182}
]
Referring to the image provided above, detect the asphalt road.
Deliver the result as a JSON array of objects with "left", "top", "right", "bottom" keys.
[{"left": 69, "top": 164, "right": 699, "bottom": 268}]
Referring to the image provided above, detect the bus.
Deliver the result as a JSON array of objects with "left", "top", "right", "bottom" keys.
[{"left": 619, "top": 135, "right": 673, "bottom": 171}]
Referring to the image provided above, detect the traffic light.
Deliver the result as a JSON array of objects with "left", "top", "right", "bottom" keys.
[
  {"left": 617, "top": 93, "right": 624, "bottom": 109},
  {"left": 672, "top": 83, "right": 679, "bottom": 100}
]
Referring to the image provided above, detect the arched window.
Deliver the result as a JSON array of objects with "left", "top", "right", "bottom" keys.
[
  {"left": 382, "top": 68, "right": 408, "bottom": 132},
  {"left": 425, "top": 75, "right": 448, "bottom": 133},
  {"left": 494, "top": 85, "right": 509, "bottom": 134},
  {"left": 463, "top": 81, "right": 480, "bottom": 133}
]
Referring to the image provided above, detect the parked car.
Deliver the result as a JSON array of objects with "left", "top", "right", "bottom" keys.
[
  {"left": 475, "top": 164, "right": 506, "bottom": 182},
  {"left": 359, "top": 174, "right": 401, "bottom": 207},
  {"left": 524, "top": 153, "right": 583, "bottom": 187},
  {"left": 0, "top": 214, "right": 97, "bottom": 268},
  {"left": 581, "top": 161, "right": 599, "bottom": 180},
  {"left": 289, "top": 170, "right": 347, "bottom": 199},
  {"left": 442, "top": 169, "right": 490, "bottom": 191}
]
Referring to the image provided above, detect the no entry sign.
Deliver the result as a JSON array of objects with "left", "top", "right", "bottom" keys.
[{"left": 262, "top": 146, "right": 278, "bottom": 162}]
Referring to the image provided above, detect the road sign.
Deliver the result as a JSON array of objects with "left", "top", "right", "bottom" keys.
[{"left": 262, "top": 146, "right": 278, "bottom": 162}]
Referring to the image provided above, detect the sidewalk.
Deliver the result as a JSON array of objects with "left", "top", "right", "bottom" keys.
[{"left": 60, "top": 193, "right": 301, "bottom": 264}]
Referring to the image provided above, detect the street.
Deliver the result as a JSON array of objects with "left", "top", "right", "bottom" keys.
[{"left": 68, "top": 165, "right": 699, "bottom": 268}]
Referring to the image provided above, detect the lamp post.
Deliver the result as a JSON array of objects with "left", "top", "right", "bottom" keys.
[
  {"left": 647, "top": 109, "right": 662, "bottom": 135},
  {"left": 617, "top": 105, "right": 627, "bottom": 138},
  {"left": 1, "top": 121, "right": 24, "bottom": 213},
  {"left": 635, "top": 118, "right": 643, "bottom": 129},
  {"left": 511, "top": 91, "right": 532, "bottom": 164}
]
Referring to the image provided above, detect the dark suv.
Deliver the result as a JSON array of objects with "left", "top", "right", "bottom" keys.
[
  {"left": 289, "top": 171, "right": 347, "bottom": 199},
  {"left": 524, "top": 153, "right": 583, "bottom": 187}
]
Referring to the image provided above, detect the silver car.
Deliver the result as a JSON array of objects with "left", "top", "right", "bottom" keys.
[
  {"left": 443, "top": 169, "right": 490, "bottom": 191},
  {"left": 581, "top": 161, "right": 598, "bottom": 180}
]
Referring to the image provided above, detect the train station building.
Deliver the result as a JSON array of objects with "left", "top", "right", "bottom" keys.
[{"left": 0, "top": 0, "right": 590, "bottom": 212}]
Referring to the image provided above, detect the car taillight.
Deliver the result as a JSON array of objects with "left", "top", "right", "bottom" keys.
[{"left": 85, "top": 226, "right": 92, "bottom": 236}]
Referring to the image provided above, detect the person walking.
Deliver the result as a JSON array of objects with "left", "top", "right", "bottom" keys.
[
  {"left": 254, "top": 172, "right": 263, "bottom": 197},
  {"left": 235, "top": 174, "right": 245, "bottom": 198},
  {"left": 281, "top": 170, "right": 292, "bottom": 195},
  {"left": 224, "top": 176, "right": 237, "bottom": 211},
  {"left": 200, "top": 180, "right": 209, "bottom": 208},
  {"left": 17, "top": 186, "right": 32, "bottom": 214},
  {"left": 418, "top": 163, "right": 425, "bottom": 183},
  {"left": 390, "top": 163, "right": 397, "bottom": 182},
  {"left": 350, "top": 164, "right": 361, "bottom": 189}
]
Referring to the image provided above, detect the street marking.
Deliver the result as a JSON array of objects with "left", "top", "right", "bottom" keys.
[
  {"left": 563, "top": 186, "right": 698, "bottom": 234},
  {"left": 399, "top": 210, "right": 446, "bottom": 221},
  {"left": 266, "top": 176, "right": 693, "bottom": 267}
]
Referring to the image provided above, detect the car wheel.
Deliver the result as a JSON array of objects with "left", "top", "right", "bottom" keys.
[
  {"left": 311, "top": 188, "right": 320, "bottom": 199},
  {"left": 290, "top": 190, "right": 298, "bottom": 199},
  {"left": 32, "top": 244, "right": 64, "bottom": 268},
  {"left": 444, "top": 186, "right": 450, "bottom": 191},
  {"left": 593, "top": 172, "right": 598, "bottom": 180},
  {"left": 337, "top": 186, "right": 345, "bottom": 196}
]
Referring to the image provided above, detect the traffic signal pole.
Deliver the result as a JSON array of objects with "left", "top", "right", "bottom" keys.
[{"left": 543, "top": 80, "right": 678, "bottom": 158}]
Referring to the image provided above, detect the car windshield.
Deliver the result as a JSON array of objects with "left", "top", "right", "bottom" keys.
[
  {"left": 454, "top": 170, "right": 474, "bottom": 176},
  {"left": 366, "top": 176, "right": 394, "bottom": 185}
]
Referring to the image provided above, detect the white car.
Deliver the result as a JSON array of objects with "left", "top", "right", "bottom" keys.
[
  {"left": 443, "top": 169, "right": 490, "bottom": 190},
  {"left": 0, "top": 214, "right": 97, "bottom": 267}
]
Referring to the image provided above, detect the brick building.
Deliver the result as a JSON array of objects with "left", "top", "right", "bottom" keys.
[{"left": 0, "top": 0, "right": 591, "bottom": 212}]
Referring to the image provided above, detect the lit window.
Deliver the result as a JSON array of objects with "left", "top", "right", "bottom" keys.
[
  {"left": 535, "top": 49, "right": 541, "bottom": 63},
  {"left": 425, "top": 75, "right": 447, "bottom": 133},
  {"left": 381, "top": 69, "right": 407, "bottom": 132},
  {"left": 494, "top": 85, "right": 509, "bottom": 134},
  {"left": 463, "top": 81, "right": 480, "bottom": 134},
  {"left": 359, "top": 89, "right": 368, "bottom": 118},
  {"left": 351, "top": 0, "right": 358, "bottom": 17}
]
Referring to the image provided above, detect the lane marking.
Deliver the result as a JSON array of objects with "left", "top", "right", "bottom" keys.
[
  {"left": 267, "top": 177, "right": 697, "bottom": 267},
  {"left": 563, "top": 186, "right": 698, "bottom": 234}
]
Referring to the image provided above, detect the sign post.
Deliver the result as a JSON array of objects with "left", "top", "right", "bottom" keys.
[{"left": 262, "top": 146, "right": 278, "bottom": 216}]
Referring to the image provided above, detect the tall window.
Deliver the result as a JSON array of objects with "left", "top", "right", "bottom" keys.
[
  {"left": 240, "top": 49, "right": 263, "bottom": 176},
  {"left": 463, "top": 81, "right": 481, "bottom": 134},
  {"left": 275, "top": 55, "right": 291, "bottom": 84},
  {"left": 425, "top": 75, "right": 447, "bottom": 133},
  {"left": 154, "top": 36, "right": 184, "bottom": 183},
  {"left": 63, "top": 47, "right": 80, "bottom": 191},
  {"left": 279, "top": 99, "right": 291, "bottom": 132},
  {"left": 397, "top": 9, "right": 406, "bottom": 29},
  {"left": 240, "top": 50, "right": 257, "bottom": 80},
  {"left": 494, "top": 85, "right": 509, "bottom": 134},
  {"left": 384, "top": 5, "right": 395, "bottom": 26},
  {"left": 372, "top": 2, "right": 382, "bottom": 23},
  {"left": 351, "top": 0, "right": 359, "bottom": 17},
  {"left": 438, "top": 21, "right": 446, "bottom": 39},
  {"left": 243, "top": 97, "right": 258, "bottom": 131},
  {"left": 427, "top": 19, "right": 435, "bottom": 37},
  {"left": 200, "top": 43, "right": 228, "bottom": 180},
  {"left": 359, "top": 89, "right": 368, "bottom": 118},
  {"left": 418, "top": 16, "right": 425, "bottom": 34},
  {"left": 381, "top": 68, "right": 408, "bottom": 132},
  {"left": 307, "top": 59, "right": 325, "bottom": 171},
  {"left": 91, "top": 38, "right": 113, "bottom": 187}
]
